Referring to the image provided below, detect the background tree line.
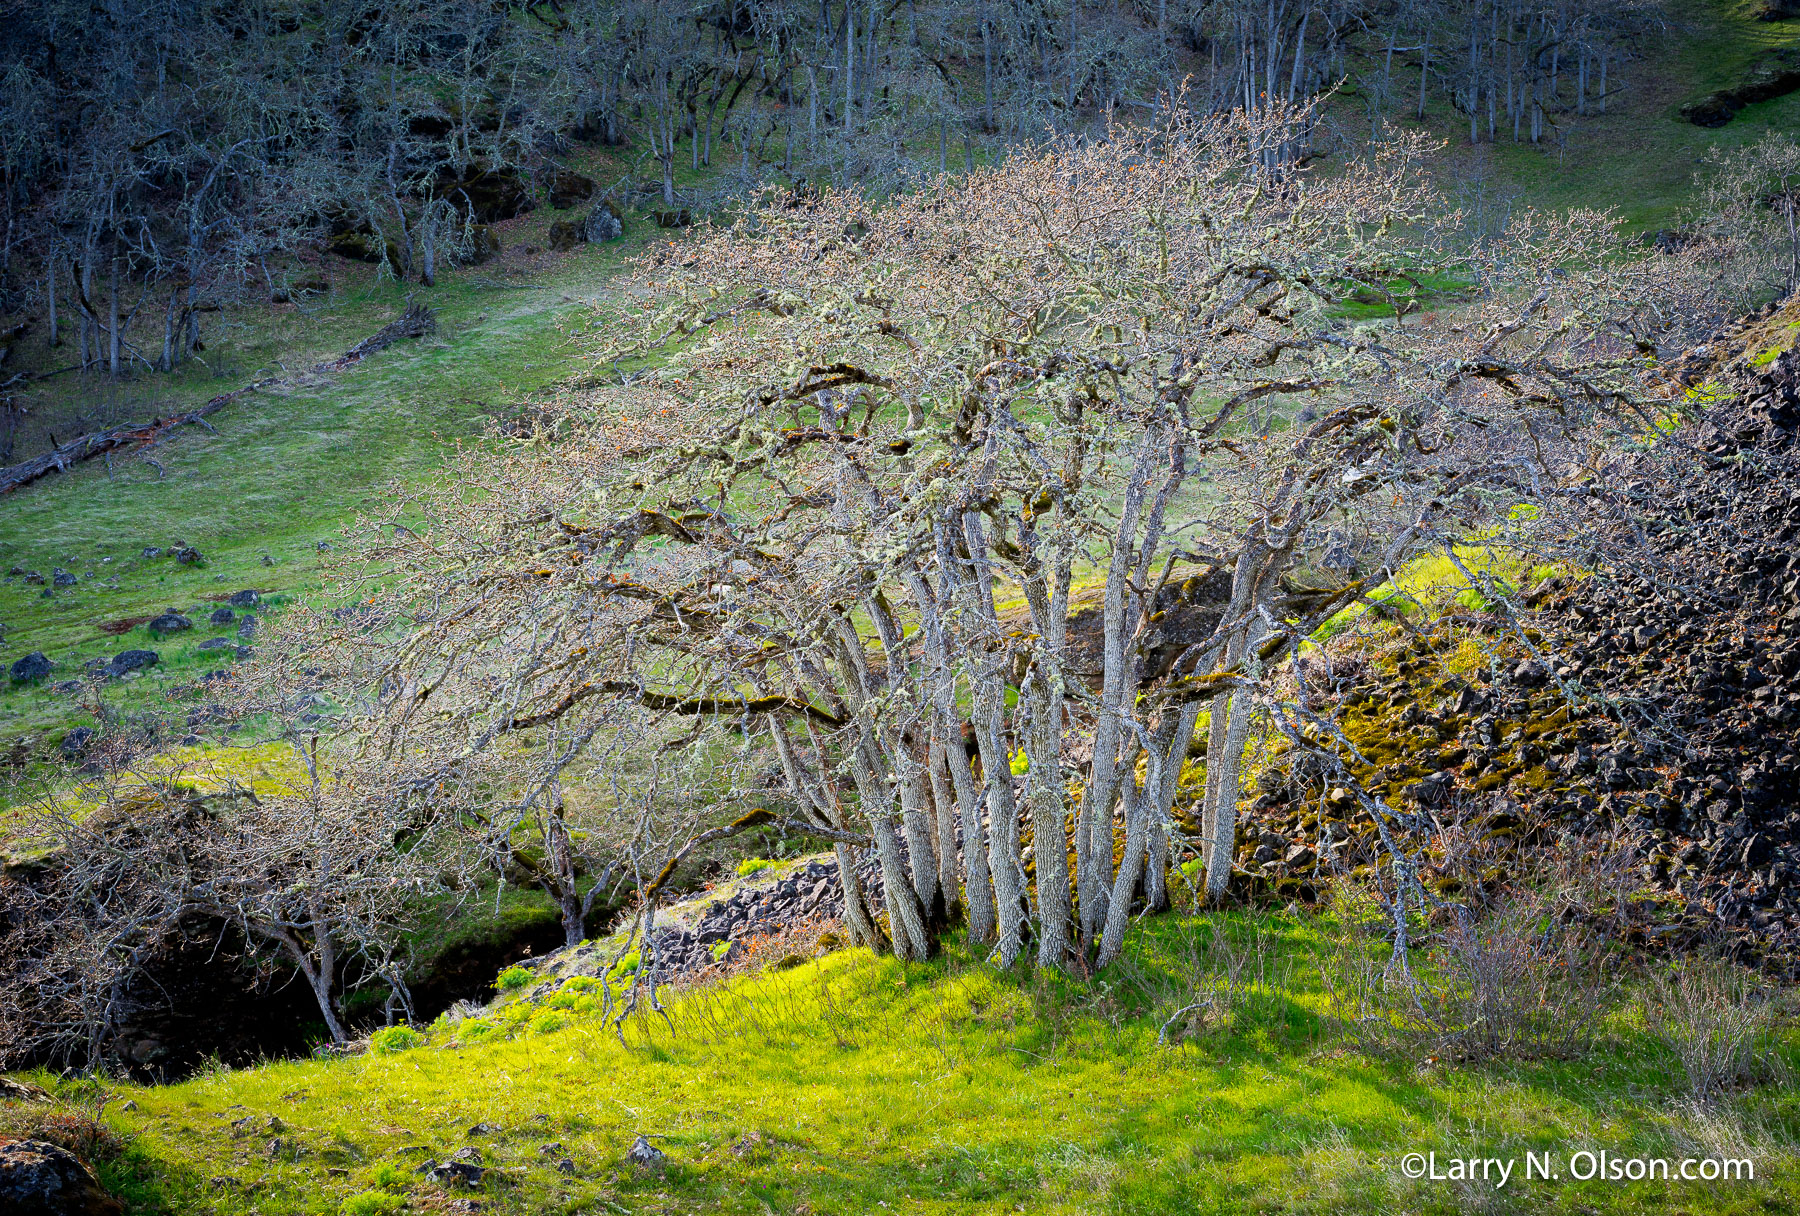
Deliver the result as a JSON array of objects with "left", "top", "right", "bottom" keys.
[{"left": 0, "top": 0, "right": 1666, "bottom": 385}]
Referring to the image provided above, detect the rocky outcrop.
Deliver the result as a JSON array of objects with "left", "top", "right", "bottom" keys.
[
  {"left": 1681, "top": 46, "right": 1800, "bottom": 126},
  {"left": 548, "top": 170, "right": 596, "bottom": 210},
  {"left": 0, "top": 1141, "right": 121, "bottom": 1216},
  {"left": 1241, "top": 343, "right": 1800, "bottom": 970}
]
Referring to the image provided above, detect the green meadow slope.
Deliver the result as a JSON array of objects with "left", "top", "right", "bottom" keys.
[{"left": 7, "top": 914, "right": 1798, "bottom": 1216}]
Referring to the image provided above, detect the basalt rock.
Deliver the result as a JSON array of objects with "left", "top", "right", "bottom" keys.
[
  {"left": 435, "top": 166, "right": 531, "bottom": 223},
  {"left": 147, "top": 613, "right": 192, "bottom": 636},
  {"left": 0, "top": 1141, "right": 122, "bottom": 1216},
  {"left": 1681, "top": 45, "right": 1800, "bottom": 126},
  {"left": 548, "top": 169, "right": 596, "bottom": 209},
  {"left": 1241, "top": 336, "right": 1800, "bottom": 972},
  {"left": 10, "top": 652, "right": 52, "bottom": 683}
]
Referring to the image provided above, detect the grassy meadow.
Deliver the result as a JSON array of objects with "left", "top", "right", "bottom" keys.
[{"left": 6, "top": 910, "right": 1796, "bottom": 1216}]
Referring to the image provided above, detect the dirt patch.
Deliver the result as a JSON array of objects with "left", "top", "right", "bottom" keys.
[{"left": 98, "top": 616, "right": 152, "bottom": 636}]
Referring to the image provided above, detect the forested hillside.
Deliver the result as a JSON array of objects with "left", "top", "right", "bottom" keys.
[{"left": 4, "top": 4, "right": 1800, "bottom": 1215}]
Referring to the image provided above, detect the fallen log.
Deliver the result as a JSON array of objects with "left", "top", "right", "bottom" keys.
[{"left": 0, "top": 304, "right": 436, "bottom": 495}]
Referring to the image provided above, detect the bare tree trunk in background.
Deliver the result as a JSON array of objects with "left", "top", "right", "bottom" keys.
[
  {"left": 981, "top": 4, "right": 994, "bottom": 132},
  {"left": 107, "top": 249, "right": 120, "bottom": 378},
  {"left": 46, "top": 258, "right": 58, "bottom": 348},
  {"left": 77, "top": 248, "right": 94, "bottom": 370},
  {"left": 159, "top": 288, "right": 178, "bottom": 372},
  {"left": 1468, "top": 15, "right": 1479, "bottom": 144},
  {"left": 419, "top": 203, "right": 437, "bottom": 287},
  {"left": 1786, "top": 193, "right": 1799, "bottom": 295},
  {"left": 1418, "top": 28, "right": 1429, "bottom": 119}
]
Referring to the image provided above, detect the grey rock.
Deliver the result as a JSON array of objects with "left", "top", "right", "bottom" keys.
[
  {"left": 0, "top": 1139, "right": 121, "bottom": 1216},
  {"left": 582, "top": 205, "right": 623, "bottom": 243},
  {"left": 147, "top": 613, "right": 192, "bottom": 636},
  {"left": 209, "top": 608, "right": 236, "bottom": 626},
  {"left": 626, "top": 1135, "right": 667, "bottom": 1175},
  {"left": 140, "top": 547, "right": 162, "bottom": 559},
  {"left": 51, "top": 569, "right": 76, "bottom": 586},
  {"left": 10, "top": 651, "right": 52, "bottom": 683},
  {"left": 228, "top": 590, "right": 259, "bottom": 608},
  {"left": 59, "top": 728, "right": 94, "bottom": 759},
  {"left": 237, "top": 615, "right": 257, "bottom": 640},
  {"left": 198, "top": 638, "right": 235, "bottom": 651},
  {"left": 108, "top": 649, "right": 159, "bottom": 674}
]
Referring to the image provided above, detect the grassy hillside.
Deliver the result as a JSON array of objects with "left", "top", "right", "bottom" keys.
[
  {"left": 6, "top": 911, "right": 1796, "bottom": 1216},
  {"left": 1413, "top": 0, "right": 1800, "bottom": 231},
  {"left": 0, "top": 210, "right": 661, "bottom": 762}
]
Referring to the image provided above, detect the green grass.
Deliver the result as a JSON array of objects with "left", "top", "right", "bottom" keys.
[
  {"left": 1408, "top": 0, "right": 1800, "bottom": 233},
  {"left": 0, "top": 207, "right": 669, "bottom": 762},
  {"left": 10, "top": 910, "right": 1793, "bottom": 1215}
]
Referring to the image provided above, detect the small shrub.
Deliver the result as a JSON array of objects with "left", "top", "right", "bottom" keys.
[
  {"left": 736, "top": 858, "right": 777, "bottom": 878},
  {"left": 369, "top": 1025, "right": 424, "bottom": 1056},
  {"left": 1315, "top": 882, "right": 1615, "bottom": 1062},
  {"left": 0, "top": 1106, "right": 126, "bottom": 1163},
  {"left": 458, "top": 1020, "right": 497, "bottom": 1043},
  {"left": 1651, "top": 957, "right": 1783, "bottom": 1105},
  {"left": 365, "top": 1162, "right": 411, "bottom": 1190},
  {"left": 609, "top": 950, "right": 642, "bottom": 978},
  {"left": 495, "top": 964, "right": 534, "bottom": 992},
  {"left": 341, "top": 1191, "right": 405, "bottom": 1216},
  {"left": 531, "top": 1012, "right": 568, "bottom": 1035},
  {"left": 561, "top": 975, "right": 600, "bottom": 993}
]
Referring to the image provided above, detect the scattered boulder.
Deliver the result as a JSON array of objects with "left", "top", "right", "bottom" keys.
[
  {"left": 108, "top": 650, "right": 159, "bottom": 675},
  {"left": 139, "top": 547, "right": 161, "bottom": 560},
  {"left": 548, "top": 169, "right": 596, "bottom": 209},
  {"left": 582, "top": 203, "right": 623, "bottom": 243},
  {"left": 147, "top": 613, "right": 192, "bottom": 636},
  {"left": 0, "top": 1140, "right": 122, "bottom": 1216},
  {"left": 462, "top": 225, "right": 501, "bottom": 265},
  {"left": 626, "top": 1136, "right": 666, "bottom": 1176},
  {"left": 21, "top": 570, "right": 45, "bottom": 585},
  {"left": 420, "top": 1147, "right": 484, "bottom": 1188},
  {"left": 0, "top": 1077, "right": 52, "bottom": 1102},
  {"left": 237, "top": 616, "right": 257, "bottom": 640},
  {"left": 435, "top": 166, "right": 531, "bottom": 223},
  {"left": 198, "top": 638, "right": 235, "bottom": 651},
  {"left": 547, "top": 220, "right": 581, "bottom": 252},
  {"left": 51, "top": 569, "right": 76, "bottom": 587},
  {"left": 10, "top": 651, "right": 53, "bottom": 683},
  {"left": 227, "top": 590, "right": 260, "bottom": 608},
  {"left": 209, "top": 608, "right": 235, "bottom": 627},
  {"left": 170, "top": 546, "right": 202, "bottom": 566},
  {"left": 59, "top": 728, "right": 94, "bottom": 760},
  {"left": 326, "top": 228, "right": 402, "bottom": 266}
]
